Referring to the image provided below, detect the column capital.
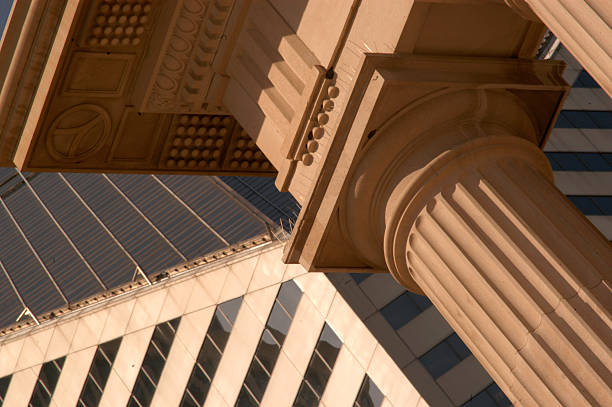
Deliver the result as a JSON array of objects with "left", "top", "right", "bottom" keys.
[{"left": 283, "top": 55, "right": 568, "bottom": 274}]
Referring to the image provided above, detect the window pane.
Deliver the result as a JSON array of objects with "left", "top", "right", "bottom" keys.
[
  {"left": 179, "top": 392, "right": 199, "bottom": 407},
  {"left": 0, "top": 375, "right": 11, "bottom": 401},
  {"left": 304, "top": 353, "right": 332, "bottom": 397},
  {"left": 218, "top": 297, "right": 242, "bottom": 325},
  {"left": 316, "top": 324, "right": 342, "bottom": 367},
  {"left": 446, "top": 333, "right": 471, "bottom": 360},
  {"left": 588, "top": 111, "right": 612, "bottom": 129},
  {"left": 236, "top": 386, "right": 258, "bottom": 407},
  {"left": 266, "top": 302, "right": 291, "bottom": 346},
  {"left": 131, "top": 372, "right": 156, "bottom": 407},
  {"left": 486, "top": 383, "right": 512, "bottom": 406},
  {"left": 420, "top": 339, "right": 461, "bottom": 379},
  {"left": 462, "top": 390, "right": 496, "bottom": 407},
  {"left": 244, "top": 358, "right": 271, "bottom": 402},
  {"left": 152, "top": 322, "right": 176, "bottom": 356},
  {"left": 355, "top": 375, "right": 384, "bottom": 407},
  {"left": 567, "top": 196, "right": 602, "bottom": 215},
  {"left": 254, "top": 330, "right": 281, "bottom": 373},
  {"left": 89, "top": 349, "right": 112, "bottom": 390},
  {"left": 100, "top": 337, "right": 122, "bottom": 362},
  {"left": 276, "top": 281, "right": 302, "bottom": 317},
  {"left": 408, "top": 291, "right": 433, "bottom": 311},
  {"left": 186, "top": 365, "right": 210, "bottom": 404},
  {"left": 350, "top": 273, "right": 371, "bottom": 284},
  {"left": 576, "top": 153, "right": 612, "bottom": 171},
  {"left": 293, "top": 382, "right": 319, "bottom": 407},
  {"left": 29, "top": 384, "right": 51, "bottom": 407},
  {"left": 563, "top": 111, "right": 597, "bottom": 128},
  {"left": 208, "top": 311, "right": 232, "bottom": 348},
  {"left": 79, "top": 377, "right": 103, "bottom": 407},
  {"left": 141, "top": 345, "right": 166, "bottom": 384},
  {"left": 548, "top": 153, "right": 585, "bottom": 171},
  {"left": 593, "top": 196, "right": 612, "bottom": 215},
  {"left": 197, "top": 336, "right": 222, "bottom": 377},
  {"left": 38, "top": 359, "right": 63, "bottom": 394},
  {"left": 380, "top": 293, "right": 422, "bottom": 329}
]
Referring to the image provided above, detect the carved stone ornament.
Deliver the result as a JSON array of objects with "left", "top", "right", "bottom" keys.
[{"left": 46, "top": 104, "right": 111, "bottom": 162}]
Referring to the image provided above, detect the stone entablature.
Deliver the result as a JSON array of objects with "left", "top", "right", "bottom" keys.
[{"left": 1, "top": 0, "right": 274, "bottom": 176}]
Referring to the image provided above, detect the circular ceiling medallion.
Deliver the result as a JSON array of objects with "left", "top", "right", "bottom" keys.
[{"left": 46, "top": 104, "right": 111, "bottom": 162}]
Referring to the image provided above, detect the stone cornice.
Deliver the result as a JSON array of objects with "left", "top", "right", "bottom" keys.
[{"left": 0, "top": 0, "right": 74, "bottom": 166}]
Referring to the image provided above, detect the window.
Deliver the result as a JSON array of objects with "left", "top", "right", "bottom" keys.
[
  {"left": 380, "top": 291, "right": 432, "bottom": 329},
  {"left": 350, "top": 273, "right": 372, "bottom": 284},
  {"left": 462, "top": 382, "right": 512, "bottom": 407},
  {"left": 568, "top": 196, "right": 612, "bottom": 215},
  {"left": 235, "top": 281, "right": 303, "bottom": 406},
  {"left": 77, "top": 337, "right": 122, "bottom": 407},
  {"left": 554, "top": 111, "right": 612, "bottom": 129},
  {"left": 28, "top": 356, "right": 65, "bottom": 407},
  {"left": 353, "top": 375, "right": 384, "bottom": 407},
  {"left": 546, "top": 152, "right": 612, "bottom": 171},
  {"left": 127, "top": 317, "right": 180, "bottom": 407},
  {"left": 292, "top": 323, "right": 342, "bottom": 407},
  {"left": 0, "top": 374, "right": 11, "bottom": 404},
  {"left": 419, "top": 333, "right": 471, "bottom": 379},
  {"left": 573, "top": 70, "right": 600, "bottom": 88},
  {"left": 180, "top": 297, "right": 243, "bottom": 407}
]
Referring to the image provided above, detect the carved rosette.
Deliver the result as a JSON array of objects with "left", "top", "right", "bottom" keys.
[
  {"left": 161, "top": 114, "right": 273, "bottom": 172},
  {"left": 84, "top": 0, "right": 154, "bottom": 48}
]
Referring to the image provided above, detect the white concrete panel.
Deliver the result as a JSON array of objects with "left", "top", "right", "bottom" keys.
[
  {"left": 281, "top": 293, "right": 325, "bottom": 375},
  {"left": 260, "top": 351, "right": 302, "bottom": 407},
  {"left": 2, "top": 365, "right": 40, "bottom": 407},
  {"left": 125, "top": 287, "right": 167, "bottom": 333},
  {"left": 367, "top": 345, "right": 421, "bottom": 407},
  {"left": 243, "top": 284, "right": 279, "bottom": 326},
  {"left": 51, "top": 346, "right": 96, "bottom": 407},
  {"left": 151, "top": 331, "right": 198, "bottom": 407},
  {"left": 175, "top": 306, "right": 215, "bottom": 361},
  {"left": 326, "top": 273, "right": 378, "bottom": 319},
  {"left": 70, "top": 307, "right": 110, "bottom": 352},
  {"left": 248, "top": 246, "right": 286, "bottom": 292},
  {"left": 359, "top": 274, "right": 406, "bottom": 309},
  {"left": 325, "top": 291, "right": 378, "bottom": 369},
  {"left": 402, "top": 360, "right": 453, "bottom": 407},
  {"left": 99, "top": 298, "right": 136, "bottom": 343},
  {"left": 321, "top": 346, "right": 365, "bottom": 407},
  {"left": 282, "top": 263, "right": 308, "bottom": 282},
  {"left": 437, "top": 356, "right": 493, "bottom": 405},
  {"left": 583, "top": 129, "right": 612, "bottom": 152},
  {"left": 398, "top": 307, "right": 454, "bottom": 357},
  {"left": 45, "top": 319, "right": 78, "bottom": 362},
  {"left": 544, "top": 129, "right": 597, "bottom": 152},
  {"left": 294, "top": 273, "right": 336, "bottom": 317},
  {"left": 186, "top": 268, "right": 227, "bottom": 313},
  {"left": 210, "top": 296, "right": 266, "bottom": 405},
  {"left": 554, "top": 172, "right": 612, "bottom": 195},
  {"left": 218, "top": 267, "right": 249, "bottom": 304},
  {"left": 157, "top": 277, "right": 196, "bottom": 323},
  {"left": 99, "top": 326, "right": 154, "bottom": 407},
  {"left": 586, "top": 216, "right": 612, "bottom": 239},
  {"left": 15, "top": 327, "right": 53, "bottom": 371},
  {"left": 363, "top": 313, "right": 414, "bottom": 368}
]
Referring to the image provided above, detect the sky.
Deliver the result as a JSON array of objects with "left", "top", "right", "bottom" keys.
[{"left": 0, "top": 0, "right": 13, "bottom": 39}]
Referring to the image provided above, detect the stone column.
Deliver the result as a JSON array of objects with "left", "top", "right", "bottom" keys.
[
  {"left": 343, "top": 89, "right": 612, "bottom": 406},
  {"left": 510, "top": 0, "right": 612, "bottom": 96}
]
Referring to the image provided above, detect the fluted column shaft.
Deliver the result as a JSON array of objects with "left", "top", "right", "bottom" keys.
[
  {"left": 522, "top": 0, "right": 612, "bottom": 96},
  {"left": 388, "top": 137, "right": 612, "bottom": 406}
]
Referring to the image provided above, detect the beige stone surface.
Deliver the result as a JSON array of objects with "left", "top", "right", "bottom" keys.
[
  {"left": 211, "top": 296, "right": 265, "bottom": 405},
  {"left": 248, "top": 246, "right": 287, "bottom": 292},
  {"left": 280, "top": 293, "right": 326, "bottom": 376},
  {"left": 259, "top": 351, "right": 302, "bottom": 407},
  {"left": 44, "top": 319, "right": 78, "bottom": 362},
  {"left": 51, "top": 346, "right": 97, "bottom": 407},
  {"left": 70, "top": 307, "right": 110, "bottom": 352},
  {"left": 321, "top": 346, "right": 365, "bottom": 407},
  {"left": 99, "top": 326, "right": 154, "bottom": 407},
  {"left": 368, "top": 345, "right": 422, "bottom": 407},
  {"left": 99, "top": 298, "right": 136, "bottom": 344},
  {"left": 2, "top": 365, "right": 40, "bottom": 407}
]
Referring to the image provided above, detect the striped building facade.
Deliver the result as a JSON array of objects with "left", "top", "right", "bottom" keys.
[{"left": 0, "top": 28, "right": 609, "bottom": 407}]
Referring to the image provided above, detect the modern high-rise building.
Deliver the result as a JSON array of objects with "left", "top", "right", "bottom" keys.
[{"left": 0, "top": 1, "right": 610, "bottom": 406}]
